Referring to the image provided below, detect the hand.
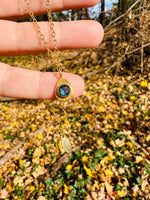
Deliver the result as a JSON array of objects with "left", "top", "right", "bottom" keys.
[{"left": 0, "top": 0, "right": 104, "bottom": 99}]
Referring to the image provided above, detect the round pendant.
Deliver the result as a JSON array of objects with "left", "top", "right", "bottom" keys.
[
  {"left": 55, "top": 74, "right": 74, "bottom": 101},
  {"left": 59, "top": 84, "right": 70, "bottom": 97}
]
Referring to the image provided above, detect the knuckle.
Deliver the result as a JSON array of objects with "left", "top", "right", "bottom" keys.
[
  {"left": 14, "top": 23, "right": 24, "bottom": 52},
  {"left": 0, "top": 65, "right": 12, "bottom": 95},
  {"left": 37, "top": 72, "right": 45, "bottom": 99}
]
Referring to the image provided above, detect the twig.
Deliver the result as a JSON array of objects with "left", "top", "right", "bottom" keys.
[
  {"left": 0, "top": 128, "right": 45, "bottom": 166},
  {"left": 106, "top": 56, "right": 125, "bottom": 74},
  {"left": 0, "top": 142, "right": 23, "bottom": 166},
  {"left": 139, "top": 0, "right": 143, "bottom": 73},
  {"left": 125, "top": 43, "right": 150, "bottom": 55},
  {"left": 51, "top": 144, "right": 84, "bottom": 176},
  {"left": 105, "top": 0, "right": 140, "bottom": 32},
  {"left": 0, "top": 97, "right": 17, "bottom": 102},
  {"left": 128, "top": 75, "right": 147, "bottom": 86}
]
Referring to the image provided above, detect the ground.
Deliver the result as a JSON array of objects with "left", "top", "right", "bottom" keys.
[{"left": 0, "top": 25, "right": 150, "bottom": 199}]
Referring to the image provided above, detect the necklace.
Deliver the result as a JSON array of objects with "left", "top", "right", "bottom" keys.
[{"left": 24, "top": 0, "right": 74, "bottom": 153}]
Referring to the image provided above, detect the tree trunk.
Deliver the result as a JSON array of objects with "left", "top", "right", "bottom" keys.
[
  {"left": 84, "top": 8, "right": 89, "bottom": 19},
  {"left": 117, "top": 0, "right": 121, "bottom": 16},
  {"left": 121, "top": 0, "right": 127, "bottom": 14},
  {"left": 100, "top": 0, "right": 105, "bottom": 27},
  {"left": 71, "top": 9, "right": 76, "bottom": 20},
  {"left": 77, "top": 9, "right": 83, "bottom": 20}
]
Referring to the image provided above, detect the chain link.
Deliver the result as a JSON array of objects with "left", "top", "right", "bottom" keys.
[
  {"left": 24, "top": 0, "right": 61, "bottom": 71},
  {"left": 24, "top": 0, "right": 72, "bottom": 152}
]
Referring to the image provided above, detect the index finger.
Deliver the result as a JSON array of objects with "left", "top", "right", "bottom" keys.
[
  {"left": 0, "top": 0, "right": 99, "bottom": 20},
  {"left": 0, "top": 62, "right": 85, "bottom": 99}
]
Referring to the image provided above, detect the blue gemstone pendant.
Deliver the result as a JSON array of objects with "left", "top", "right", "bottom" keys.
[
  {"left": 55, "top": 73, "right": 74, "bottom": 101},
  {"left": 59, "top": 85, "right": 70, "bottom": 97}
]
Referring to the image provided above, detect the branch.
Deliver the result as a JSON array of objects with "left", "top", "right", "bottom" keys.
[
  {"left": 51, "top": 144, "right": 84, "bottom": 176},
  {"left": 104, "top": 0, "right": 140, "bottom": 32},
  {"left": 125, "top": 43, "right": 150, "bottom": 55},
  {"left": 0, "top": 97, "right": 17, "bottom": 102},
  {"left": 0, "top": 128, "right": 45, "bottom": 166}
]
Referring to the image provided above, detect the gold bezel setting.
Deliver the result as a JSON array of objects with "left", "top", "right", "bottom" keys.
[{"left": 55, "top": 76, "right": 74, "bottom": 101}]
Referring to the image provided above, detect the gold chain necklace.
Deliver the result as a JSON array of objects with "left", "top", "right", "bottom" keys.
[{"left": 24, "top": 0, "right": 74, "bottom": 153}]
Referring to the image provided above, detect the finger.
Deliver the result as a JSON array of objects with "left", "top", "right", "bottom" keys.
[
  {"left": 0, "top": 0, "right": 99, "bottom": 20},
  {"left": 0, "top": 63, "right": 85, "bottom": 99},
  {"left": 0, "top": 20, "right": 104, "bottom": 56}
]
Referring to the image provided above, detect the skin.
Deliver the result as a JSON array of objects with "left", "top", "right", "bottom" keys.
[{"left": 0, "top": 0, "right": 104, "bottom": 99}]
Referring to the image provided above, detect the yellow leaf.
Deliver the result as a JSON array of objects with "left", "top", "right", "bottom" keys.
[
  {"left": 45, "top": 116, "right": 51, "bottom": 120},
  {"left": 84, "top": 165, "right": 94, "bottom": 178},
  {"left": 18, "top": 112, "right": 24, "bottom": 118},
  {"left": 130, "top": 96, "right": 136, "bottom": 101},
  {"left": 19, "top": 160, "right": 24, "bottom": 168},
  {"left": 124, "top": 150, "right": 129, "bottom": 155},
  {"left": 73, "top": 159, "right": 78, "bottom": 166},
  {"left": 106, "top": 114, "right": 113, "bottom": 119},
  {"left": 105, "top": 156, "right": 113, "bottom": 161},
  {"left": 37, "top": 134, "right": 43, "bottom": 140},
  {"left": 85, "top": 114, "right": 90, "bottom": 119},
  {"left": 129, "top": 113, "right": 134, "bottom": 119},
  {"left": 144, "top": 116, "right": 149, "bottom": 121},
  {"left": 40, "top": 158, "right": 45, "bottom": 164},
  {"left": 100, "top": 159, "right": 105, "bottom": 167},
  {"left": 122, "top": 110, "right": 128, "bottom": 115},
  {"left": 105, "top": 181, "right": 113, "bottom": 193},
  {"left": 120, "top": 118, "right": 125, "bottom": 123},
  {"left": 126, "top": 142, "right": 133, "bottom": 147},
  {"left": 100, "top": 156, "right": 113, "bottom": 167},
  {"left": 114, "top": 122, "right": 118, "bottom": 129},
  {"left": 107, "top": 101, "right": 111, "bottom": 106},
  {"left": 30, "top": 124, "right": 36, "bottom": 132},
  {"left": 98, "top": 81, "right": 102, "bottom": 86},
  {"left": 58, "top": 141, "right": 65, "bottom": 154},
  {"left": 82, "top": 155, "right": 88, "bottom": 162},
  {"left": 6, "top": 115, "right": 11, "bottom": 119},
  {"left": 6, "top": 183, "right": 14, "bottom": 192},
  {"left": 30, "top": 186, "right": 35, "bottom": 191},
  {"left": 105, "top": 169, "right": 113, "bottom": 177},
  {"left": 140, "top": 80, "right": 148, "bottom": 88},
  {"left": 99, "top": 97, "right": 105, "bottom": 103},
  {"left": 133, "top": 191, "right": 138, "bottom": 197},
  {"left": 66, "top": 165, "right": 72, "bottom": 170},
  {"left": 47, "top": 127, "right": 53, "bottom": 132},
  {"left": 93, "top": 181, "right": 100, "bottom": 190},
  {"left": 83, "top": 91, "right": 90, "bottom": 97},
  {"left": 10, "top": 123, "right": 18, "bottom": 127},
  {"left": 95, "top": 65, "right": 100, "bottom": 69},
  {"left": 2, "top": 105, "right": 9, "bottom": 111},
  {"left": 90, "top": 86, "right": 94, "bottom": 90},
  {"left": 123, "top": 42, "right": 127, "bottom": 46},
  {"left": 64, "top": 184, "right": 70, "bottom": 194},
  {"left": 62, "top": 124, "right": 67, "bottom": 129},
  {"left": 97, "top": 106, "right": 105, "bottom": 112},
  {"left": 117, "top": 189, "right": 126, "bottom": 197}
]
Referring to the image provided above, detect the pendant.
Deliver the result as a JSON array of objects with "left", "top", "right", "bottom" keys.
[
  {"left": 61, "top": 135, "right": 72, "bottom": 153},
  {"left": 55, "top": 72, "right": 74, "bottom": 101}
]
